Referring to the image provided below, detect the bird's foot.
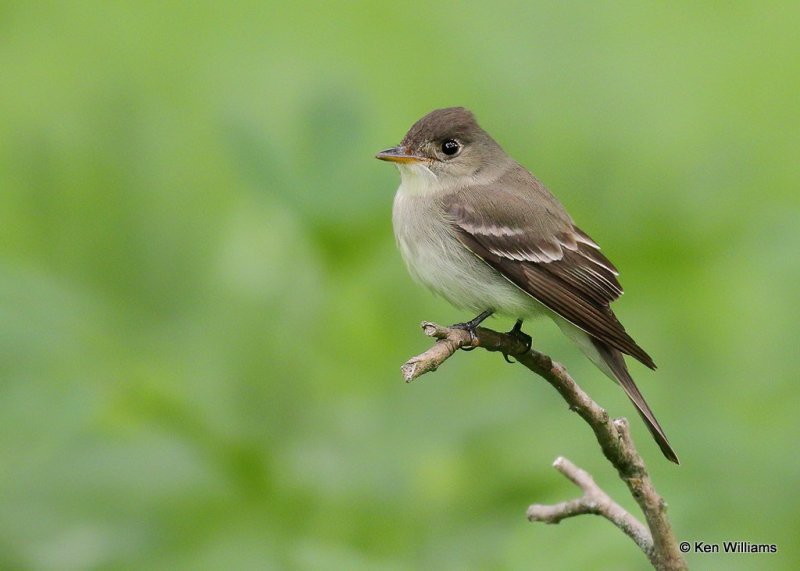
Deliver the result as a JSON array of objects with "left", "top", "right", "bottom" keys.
[
  {"left": 450, "top": 309, "right": 493, "bottom": 351},
  {"left": 502, "top": 319, "right": 532, "bottom": 363}
]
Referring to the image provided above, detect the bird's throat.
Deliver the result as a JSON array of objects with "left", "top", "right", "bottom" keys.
[{"left": 396, "top": 163, "right": 441, "bottom": 196}]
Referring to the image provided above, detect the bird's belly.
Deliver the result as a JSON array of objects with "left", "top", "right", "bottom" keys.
[{"left": 392, "top": 192, "right": 540, "bottom": 318}]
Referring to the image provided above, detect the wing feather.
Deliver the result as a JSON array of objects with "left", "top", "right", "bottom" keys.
[{"left": 443, "top": 187, "right": 655, "bottom": 369}]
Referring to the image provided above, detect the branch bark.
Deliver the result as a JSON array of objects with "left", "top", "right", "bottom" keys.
[
  {"left": 401, "top": 321, "right": 687, "bottom": 571},
  {"left": 527, "top": 456, "right": 651, "bottom": 553}
]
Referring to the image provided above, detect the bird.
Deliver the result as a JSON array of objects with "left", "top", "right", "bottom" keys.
[{"left": 376, "top": 107, "right": 678, "bottom": 464}]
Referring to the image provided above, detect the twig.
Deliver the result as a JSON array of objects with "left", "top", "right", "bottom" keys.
[
  {"left": 401, "top": 322, "right": 687, "bottom": 571},
  {"left": 527, "top": 456, "right": 652, "bottom": 553}
]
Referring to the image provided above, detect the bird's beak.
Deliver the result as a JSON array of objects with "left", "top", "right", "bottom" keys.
[{"left": 375, "top": 146, "right": 426, "bottom": 163}]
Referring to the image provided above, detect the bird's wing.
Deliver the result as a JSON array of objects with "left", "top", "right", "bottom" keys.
[{"left": 442, "top": 178, "right": 656, "bottom": 369}]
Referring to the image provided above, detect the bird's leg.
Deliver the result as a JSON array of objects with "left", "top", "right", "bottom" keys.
[
  {"left": 502, "top": 319, "right": 532, "bottom": 363},
  {"left": 451, "top": 309, "right": 493, "bottom": 350}
]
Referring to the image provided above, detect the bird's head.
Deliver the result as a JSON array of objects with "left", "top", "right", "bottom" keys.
[{"left": 376, "top": 107, "right": 506, "bottom": 187}]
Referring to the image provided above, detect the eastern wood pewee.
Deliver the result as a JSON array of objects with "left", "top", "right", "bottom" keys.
[{"left": 376, "top": 107, "right": 678, "bottom": 464}]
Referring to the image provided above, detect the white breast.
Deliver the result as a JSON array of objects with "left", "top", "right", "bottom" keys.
[{"left": 391, "top": 170, "right": 541, "bottom": 318}]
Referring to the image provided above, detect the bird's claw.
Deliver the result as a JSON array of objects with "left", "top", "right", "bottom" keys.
[
  {"left": 450, "top": 309, "right": 493, "bottom": 352},
  {"left": 451, "top": 322, "right": 479, "bottom": 351},
  {"left": 502, "top": 319, "right": 532, "bottom": 363}
]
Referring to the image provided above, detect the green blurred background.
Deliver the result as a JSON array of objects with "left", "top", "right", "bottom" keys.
[{"left": 1, "top": 2, "right": 798, "bottom": 569}]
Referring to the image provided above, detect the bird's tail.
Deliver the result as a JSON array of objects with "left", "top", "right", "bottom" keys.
[
  {"left": 554, "top": 317, "right": 679, "bottom": 464},
  {"left": 590, "top": 338, "right": 679, "bottom": 464}
]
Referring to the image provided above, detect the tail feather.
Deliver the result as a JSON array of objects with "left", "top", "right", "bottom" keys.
[
  {"left": 590, "top": 338, "right": 679, "bottom": 464},
  {"left": 551, "top": 315, "right": 678, "bottom": 463}
]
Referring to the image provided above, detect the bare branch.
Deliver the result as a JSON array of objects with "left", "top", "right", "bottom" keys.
[
  {"left": 527, "top": 456, "right": 652, "bottom": 555},
  {"left": 401, "top": 322, "right": 687, "bottom": 571},
  {"left": 400, "top": 322, "right": 472, "bottom": 381}
]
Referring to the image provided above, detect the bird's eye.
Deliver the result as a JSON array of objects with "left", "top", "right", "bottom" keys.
[{"left": 441, "top": 139, "right": 460, "bottom": 156}]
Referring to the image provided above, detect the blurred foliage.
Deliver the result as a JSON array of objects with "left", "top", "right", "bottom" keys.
[{"left": 1, "top": 1, "right": 798, "bottom": 569}]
